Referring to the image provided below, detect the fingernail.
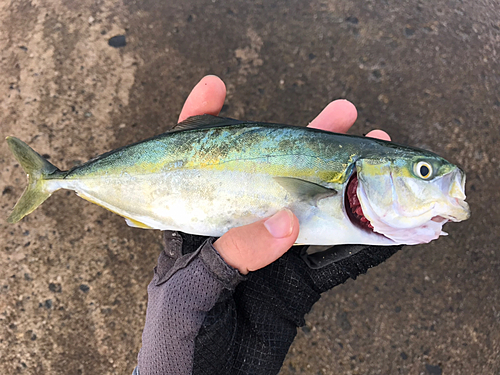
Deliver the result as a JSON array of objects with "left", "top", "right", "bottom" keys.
[{"left": 264, "top": 209, "right": 294, "bottom": 238}]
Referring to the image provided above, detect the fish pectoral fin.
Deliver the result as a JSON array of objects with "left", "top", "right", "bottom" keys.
[
  {"left": 125, "top": 217, "right": 154, "bottom": 229},
  {"left": 273, "top": 177, "right": 337, "bottom": 205},
  {"left": 172, "top": 114, "right": 247, "bottom": 132}
]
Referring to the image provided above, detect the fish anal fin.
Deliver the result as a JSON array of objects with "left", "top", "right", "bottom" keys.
[
  {"left": 172, "top": 115, "right": 246, "bottom": 132},
  {"left": 77, "top": 192, "right": 110, "bottom": 210},
  {"left": 274, "top": 177, "right": 337, "bottom": 205},
  {"left": 125, "top": 218, "right": 153, "bottom": 229},
  {"left": 76, "top": 192, "right": 154, "bottom": 229}
]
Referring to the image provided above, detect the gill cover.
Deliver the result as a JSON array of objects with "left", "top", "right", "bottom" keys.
[{"left": 355, "top": 157, "right": 470, "bottom": 245}]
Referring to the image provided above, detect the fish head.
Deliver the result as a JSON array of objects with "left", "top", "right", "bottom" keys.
[{"left": 352, "top": 152, "right": 470, "bottom": 245}]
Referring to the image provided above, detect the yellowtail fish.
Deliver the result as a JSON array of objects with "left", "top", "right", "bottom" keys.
[{"left": 6, "top": 115, "right": 470, "bottom": 246}]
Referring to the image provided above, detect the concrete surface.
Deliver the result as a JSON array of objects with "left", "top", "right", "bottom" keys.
[{"left": 0, "top": 0, "right": 499, "bottom": 374}]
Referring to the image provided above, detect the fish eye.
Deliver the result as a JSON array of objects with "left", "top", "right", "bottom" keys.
[{"left": 415, "top": 161, "right": 433, "bottom": 179}]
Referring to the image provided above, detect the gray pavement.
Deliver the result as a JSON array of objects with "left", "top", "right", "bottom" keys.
[{"left": 0, "top": 0, "right": 499, "bottom": 374}]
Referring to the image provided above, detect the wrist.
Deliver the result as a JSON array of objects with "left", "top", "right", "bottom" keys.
[
  {"left": 200, "top": 238, "right": 246, "bottom": 288},
  {"left": 213, "top": 236, "right": 247, "bottom": 274}
]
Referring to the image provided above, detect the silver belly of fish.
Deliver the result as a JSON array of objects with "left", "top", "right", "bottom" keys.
[{"left": 58, "top": 169, "right": 394, "bottom": 246}]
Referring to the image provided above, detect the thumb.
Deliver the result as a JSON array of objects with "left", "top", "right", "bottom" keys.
[{"left": 213, "top": 209, "right": 300, "bottom": 274}]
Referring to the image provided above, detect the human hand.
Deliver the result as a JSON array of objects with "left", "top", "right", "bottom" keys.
[
  {"left": 177, "top": 75, "right": 391, "bottom": 274},
  {"left": 140, "top": 75, "right": 402, "bottom": 375}
]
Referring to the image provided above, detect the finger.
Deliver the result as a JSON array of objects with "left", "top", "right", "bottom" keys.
[
  {"left": 307, "top": 99, "right": 358, "bottom": 133},
  {"left": 366, "top": 129, "right": 391, "bottom": 141},
  {"left": 178, "top": 75, "right": 227, "bottom": 123},
  {"left": 213, "top": 209, "right": 300, "bottom": 274}
]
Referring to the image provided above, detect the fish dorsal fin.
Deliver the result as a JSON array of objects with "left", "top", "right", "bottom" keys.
[
  {"left": 274, "top": 177, "right": 337, "bottom": 205},
  {"left": 172, "top": 115, "right": 246, "bottom": 132}
]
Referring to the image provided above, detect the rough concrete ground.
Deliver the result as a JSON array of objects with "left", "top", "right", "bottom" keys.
[{"left": 0, "top": 0, "right": 499, "bottom": 374}]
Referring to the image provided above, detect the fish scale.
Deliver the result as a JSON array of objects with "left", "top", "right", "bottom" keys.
[{"left": 6, "top": 114, "right": 470, "bottom": 246}]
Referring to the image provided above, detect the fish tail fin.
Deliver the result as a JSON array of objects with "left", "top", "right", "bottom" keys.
[{"left": 6, "top": 136, "right": 62, "bottom": 223}]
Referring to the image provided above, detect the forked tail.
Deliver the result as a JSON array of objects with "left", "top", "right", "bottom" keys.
[{"left": 6, "top": 137, "right": 62, "bottom": 223}]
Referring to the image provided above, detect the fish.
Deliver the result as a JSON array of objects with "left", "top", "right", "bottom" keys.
[{"left": 5, "top": 114, "right": 470, "bottom": 246}]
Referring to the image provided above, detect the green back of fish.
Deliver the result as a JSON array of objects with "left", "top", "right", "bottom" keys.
[{"left": 65, "top": 115, "right": 440, "bottom": 186}]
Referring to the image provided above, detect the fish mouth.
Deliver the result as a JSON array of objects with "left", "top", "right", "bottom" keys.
[{"left": 431, "top": 215, "right": 447, "bottom": 223}]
